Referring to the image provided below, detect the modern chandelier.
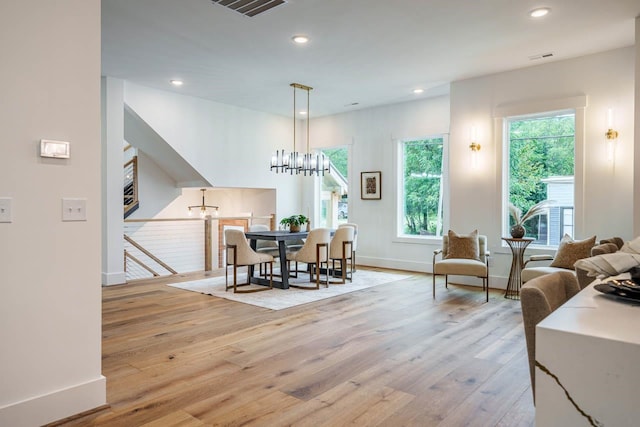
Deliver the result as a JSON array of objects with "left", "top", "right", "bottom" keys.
[
  {"left": 270, "top": 83, "right": 329, "bottom": 176},
  {"left": 188, "top": 188, "right": 219, "bottom": 217}
]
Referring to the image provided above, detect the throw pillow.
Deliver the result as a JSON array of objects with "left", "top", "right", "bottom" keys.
[
  {"left": 621, "top": 236, "right": 640, "bottom": 255},
  {"left": 445, "top": 229, "right": 480, "bottom": 260},
  {"left": 549, "top": 234, "right": 596, "bottom": 270}
]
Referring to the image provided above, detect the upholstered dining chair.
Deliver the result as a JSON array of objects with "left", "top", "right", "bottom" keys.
[
  {"left": 520, "top": 271, "right": 580, "bottom": 402},
  {"left": 249, "top": 224, "right": 279, "bottom": 277},
  {"left": 329, "top": 226, "right": 354, "bottom": 284},
  {"left": 432, "top": 230, "right": 490, "bottom": 302},
  {"left": 338, "top": 223, "right": 358, "bottom": 271},
  {"left": 225, "top": 229, "right": 273, "bottom": 293},
  {"left": 286, "top": 228, "right": 331, "bottom": 289}
]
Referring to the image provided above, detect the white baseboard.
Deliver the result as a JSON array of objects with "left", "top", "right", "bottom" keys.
[
  {"left": 102, "top": 271, "right": 126, "bottom": 286},
  {"left": 0, "top": 376, "right": 106, "bottom": 427}
]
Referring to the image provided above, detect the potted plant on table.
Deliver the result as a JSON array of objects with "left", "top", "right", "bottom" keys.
[
  {"left": 280, "top": 214, "right": 309, "bottom": 233},
  {"left": 508, "top": 200, "right": 552, "bottom": 238}
]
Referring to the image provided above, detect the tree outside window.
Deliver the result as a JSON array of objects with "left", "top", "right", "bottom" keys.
[
  {"left": 507, "top": 111, "right": 575, "bottom": 245},
  {"left": 401, "top": 137, "right": 444, "bottom": 237}
]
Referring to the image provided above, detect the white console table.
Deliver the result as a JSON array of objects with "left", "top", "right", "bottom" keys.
[{"left": 536, "top": 281, "right": 640, "bottom": 426}]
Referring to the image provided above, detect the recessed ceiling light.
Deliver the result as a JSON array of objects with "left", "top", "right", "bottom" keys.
[
  {"left": 292, "top": 35, "right": 309, "bottom": 44},
  {"left": 299, "top": 111, "right": 307, "bottom": 115},
  {"left": 529, "top": 7, "right": 550, "bottom": 18},
  {"left": 413, "top": 88, "right": 424, "bottom": 94},
  {"left": 170, "top": 79, "right": 184, "bottom": 86}
]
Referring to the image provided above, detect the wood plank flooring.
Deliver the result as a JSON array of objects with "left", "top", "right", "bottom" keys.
[{"left": 51, "top": 268, "right": 535, "bottom": 426}]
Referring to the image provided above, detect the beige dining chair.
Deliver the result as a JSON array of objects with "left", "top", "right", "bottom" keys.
[
  {"left": 338, "top": 223, "right": 358, "bottom": 271},
  {"left": 520, "top": 271, "right": 580, "bottom": 402},
  {"left": 286, "top": 228, "right": 331, "bottom": 289},
  {"left": 225, "top": 229, "right": 273, "bottom": 293},
  {"left": 329, "top": 226, "right": 354, "bottom": 284},
  {"left": 249, "top": 224, "right": 279, "bottom": 277}
]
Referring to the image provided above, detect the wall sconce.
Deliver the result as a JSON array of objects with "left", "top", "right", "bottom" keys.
[
  {"left": 188, "top": 188, "right": 219, "bottom": 218},
  {"left": 605, "top": 108, "right": 618, "bottom": 162},
  {"left": 469, "top": 126, "right": 481, "bottom": 168}
]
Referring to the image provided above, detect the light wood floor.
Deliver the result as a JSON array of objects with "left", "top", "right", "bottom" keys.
[{"left": 52, "top": 268, "right": 535, "bottom": 427}]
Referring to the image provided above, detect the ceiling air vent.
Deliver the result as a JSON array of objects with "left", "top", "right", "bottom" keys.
[
  {"left": 211, "top": 0, "right": 286, "bottom": 17},
  {"left": 529, "top": 52, "right": 554, "bottom": 61}
]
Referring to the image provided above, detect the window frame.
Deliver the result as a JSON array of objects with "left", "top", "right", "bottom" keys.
[
  {"left": 495, "top": 96, "right": 586, "bottom": 250},
  {"left": 395, "top": 134, "right": 449, "bottom": 243}
]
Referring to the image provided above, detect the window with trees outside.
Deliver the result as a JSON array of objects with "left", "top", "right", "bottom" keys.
[
  {"left": 506, "top": 110, "right": 575, "bottom": 246},
  {"left": 399, "top": 136, "right": 445, "bottom": 238},
  {"left": 318, "top": 147, "right": 348, "bottom": 229}
]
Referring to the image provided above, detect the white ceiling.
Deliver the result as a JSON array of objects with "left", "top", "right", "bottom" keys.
[{"left": 102, "top": 0, "right": 639, "bottom": 118}]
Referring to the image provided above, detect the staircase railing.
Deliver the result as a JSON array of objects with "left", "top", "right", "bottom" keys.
[
  {"left": 124, "top": 156, "right": 139, "bottom": 218},
  {"left": 123, "top": 214, "right": 274, "bottom": 282}
]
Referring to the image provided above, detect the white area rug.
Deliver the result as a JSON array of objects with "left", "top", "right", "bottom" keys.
[{"left": 167, "top": 269, "right": 410, "bottom": 310}]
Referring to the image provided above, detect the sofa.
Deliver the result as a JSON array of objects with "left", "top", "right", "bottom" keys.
[{"left": 521, "top": 236, "right": 623, "bottom": 288}]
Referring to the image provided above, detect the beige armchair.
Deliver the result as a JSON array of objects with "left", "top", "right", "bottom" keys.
[
  {"left": 522, "top": 236, "right": 621, "bottom": 286},
  {"left": 225, "top": 229, "right": 273, "bottom": 293},
  {"left": 432, "top": 231, "right": 490, "bottom": 302},
  {"left": 329, "top": 226, "right": 354, "bottom": 284},
  {"left": 286, "top": 228, "right": 331, "bottom": 289},
  {"left": 520, "top": 271, "right": 580, "bottom": 401}
]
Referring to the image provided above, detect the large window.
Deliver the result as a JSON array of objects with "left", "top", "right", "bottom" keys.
[
  {"left": 399, "top": 136, "right": 445, "bottom": 237},
  {"left": 318, "top": 147, "right": 348, "bottom": 228},
  {"left": 506, "top": 111, "right": 575, "bottom": 245}
]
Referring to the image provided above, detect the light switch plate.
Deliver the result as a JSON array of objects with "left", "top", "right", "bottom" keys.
[
  {"left": 0, "top": 198, "right": 12, "bottom": 223},
  {"left": 62, "top": 198, "right": 87, "bottom": 221}
]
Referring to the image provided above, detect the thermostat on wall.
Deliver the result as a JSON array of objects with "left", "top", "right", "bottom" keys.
[{"left": 40, "top": 139, "right": 70, "bottom": 159}]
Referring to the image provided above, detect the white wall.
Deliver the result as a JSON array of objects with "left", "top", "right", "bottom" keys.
[
  {"left": 312, "top": 96, "right": 451, "bottom": 272},
  {"left": 102, "top": 77, "right": 126, "bottom": 285},
  {"left": 450, "top": 47, "right": 635, "bottom": 282},
  {"left": 635, "top": 17, "right": 640, "bottom": 237},
  {"left": 0, "top": 1, "right": 105, "bottom": 425},
  {"left": 123, "top": 82, "right": 302, "bottom": 218},
  {"left": 312, "top": 47, "right": 636, "bottom": 285}
]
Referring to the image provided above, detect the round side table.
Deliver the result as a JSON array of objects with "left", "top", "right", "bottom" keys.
[{"left": 502, "top": 237, "right": 534, "bottom": 299}]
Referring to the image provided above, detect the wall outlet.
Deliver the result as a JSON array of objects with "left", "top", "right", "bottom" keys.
[
  {"left": 0, "top": 198, "right": 12, "bottom": 223},
  {"left": 62, "top": 198, "right": 87, "bottom": 221}
]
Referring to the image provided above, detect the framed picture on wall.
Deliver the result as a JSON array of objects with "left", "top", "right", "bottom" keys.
[{"left": 360, "top": 171, "right": 381, "bottom": 200}]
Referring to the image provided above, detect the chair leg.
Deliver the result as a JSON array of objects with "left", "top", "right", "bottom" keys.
[
  {"left": 432, "top": 272, "right": 436, "bottom": 299},
  {"left": 445, "top": 275, "right": 448, "bottom": 289}
]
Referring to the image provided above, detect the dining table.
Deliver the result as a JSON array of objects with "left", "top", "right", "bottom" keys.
[
  {"left": 535, "top": 279, "right": 640, "bottom": 426},
  {"left": 244, "top": 230, "right": 309, "bottom": 289}
]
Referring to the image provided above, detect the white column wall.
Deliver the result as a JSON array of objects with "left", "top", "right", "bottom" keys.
[
  {"left": 0, "top": 1, "right": 105, "bottom": 425},
  {"left": 101, "top": 77, "right": 126, "bottom": 286},
  {"left": 635, "top": 17, "right": 640, "bottom": 237}
]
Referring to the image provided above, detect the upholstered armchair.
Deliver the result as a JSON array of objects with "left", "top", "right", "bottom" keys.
[
  {"left": 521, "top": 271, "right": 580, "bottom": 401},
  {"left": 432, "top": 230, "right": 490, "bottom": 302},
  {"left": 286, "top": 228, "right": 331, "bottom": 289},
  {"left": 225, "top": 229, "right": 273, "bottom": 293},
  {"left": 521, "top": 235, "right": 596, "bottom": 284}
]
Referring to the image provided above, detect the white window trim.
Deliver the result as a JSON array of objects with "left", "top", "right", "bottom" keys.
[
  {"left": 494, "top": 95, "right": 587, "bottom": 249},
  {"left": 394, "top": 134, "right": 449, "bottom": 244}
]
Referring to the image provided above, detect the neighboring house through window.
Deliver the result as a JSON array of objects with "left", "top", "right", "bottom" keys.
[{"left": 504, "top": 110, "right": 575, "bottom": 246}]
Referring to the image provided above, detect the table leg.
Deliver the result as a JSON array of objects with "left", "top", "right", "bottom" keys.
[
  {"left": 505, "top": 247, "right": 525, "bottom": 299},
  {"left": 278, "top": 241, "right": 289, "bottom": 289}
]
